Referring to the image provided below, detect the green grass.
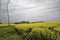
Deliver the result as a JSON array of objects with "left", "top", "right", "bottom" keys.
[{"left": 0, "top": 27, "right": 22, "bottom": 40}]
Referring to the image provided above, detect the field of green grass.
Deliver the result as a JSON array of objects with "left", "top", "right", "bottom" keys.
[{"left": 0, "top": 21, "right": 60, "bottom": 40}]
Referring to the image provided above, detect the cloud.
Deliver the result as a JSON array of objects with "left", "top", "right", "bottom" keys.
[
  {"left": 0, "top": 0, "right": 60, "bottom": 23},
  {"left": 9, "top": 0, "right": 60, "bottom": 22}
]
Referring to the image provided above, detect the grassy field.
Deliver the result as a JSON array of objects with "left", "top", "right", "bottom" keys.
[
  {"left": 0, "top": 21, "right": 60, "bottom": 40},
  {"left": 0, "top": 24, "right": 16, "bottom": 27}
]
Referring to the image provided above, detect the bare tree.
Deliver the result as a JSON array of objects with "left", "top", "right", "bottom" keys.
[
  {"left": 0, "top": 0, "right": 10, "bottom": 26},
  {"left": 6, "top": 0, "right": 10, "bottom": 26},
  {"left": 0, "top": 0, "right": 2, "bottom": 23}
]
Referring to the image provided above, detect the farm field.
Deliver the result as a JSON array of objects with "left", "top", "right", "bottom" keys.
[
  {"left": 0, "top": 24, "right": 16, "bottom": 27},
  {"left": 0, "top": 21, "right": 60, "bottom": 40}
]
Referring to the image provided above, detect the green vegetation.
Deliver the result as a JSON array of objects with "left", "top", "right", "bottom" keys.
[
  {"left": 0, "top": 27, "right": 22, "bottom": 40},
  {"left": 0, "top": 21, "right": 60, "bottom": 40},
  {"left": 14, "top": 21, "right": 30, "bottom": 24}
]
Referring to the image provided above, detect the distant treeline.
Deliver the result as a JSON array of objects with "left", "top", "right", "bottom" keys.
[
  {"left": 14, "top": 21, "right": 30, "bottom": 24},
  {"left": 0, "top": 21, "right": 44, "bottom": 24},
  {"left": 32, "top": 21, "right": 44, "bottom": 23},
  {"left": 14, "top": 21, "right": 44, "bottom": 24}
]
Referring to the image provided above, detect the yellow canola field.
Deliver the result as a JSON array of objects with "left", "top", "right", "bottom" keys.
[{"left": 15, "top": 22, "right": 60, "bottom": 31}]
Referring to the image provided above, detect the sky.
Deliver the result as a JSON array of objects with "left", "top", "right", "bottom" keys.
[{"left": 0, "top": 0, "right": 60, "bottom": 23}]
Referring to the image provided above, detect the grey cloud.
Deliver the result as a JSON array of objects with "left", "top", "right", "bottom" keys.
[
  {"left": 0, "top": 0, "right": 60, "bottom": 23},
  {"left": 9, "top": 0, "right": 60, "bottom": 22}
]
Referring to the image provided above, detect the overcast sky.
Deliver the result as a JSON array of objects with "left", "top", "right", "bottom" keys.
[{"left": 0, "top": 0, "right": 60, "bottom": 23}]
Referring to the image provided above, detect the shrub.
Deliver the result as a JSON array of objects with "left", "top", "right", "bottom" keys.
[
  {"left": 20, "top": 21, "right": 30, "bottom": 24},
  {"left": 15, "top": 22, "right": 21, "bottom": 24}
]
